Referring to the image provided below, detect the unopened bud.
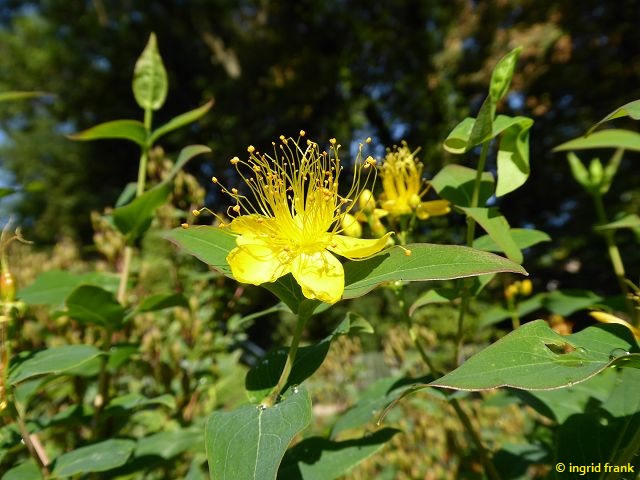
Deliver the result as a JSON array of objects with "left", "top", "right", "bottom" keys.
[{"left": 0, "top": 271, "right": 15, "bottom": 302}]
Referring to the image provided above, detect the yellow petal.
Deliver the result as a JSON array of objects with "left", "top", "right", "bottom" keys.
[
  {"left": 416, "top": 200, "right": 450, "bottom": 220},
  {"left": 340, "top": 213, "right": 362, "bottom": 238},
  {"left": 228, "top": 214, "right": 275, "bottom": 237},
  {"left": 226, "top": 242, "right": 289, "bottom": 284},
  {"left": 291, "top": 250, "right": 344, "bottom": 304},
  {"left": 327, "top": 233, "right": 393, "bottom": 259},
  {"left": 590, "top": 311, "right": 640, "bottom": 339}
]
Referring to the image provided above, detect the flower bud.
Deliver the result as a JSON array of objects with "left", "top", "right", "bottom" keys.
[{"left": 0, "top": 270, "right": 15, "bottom": 303}]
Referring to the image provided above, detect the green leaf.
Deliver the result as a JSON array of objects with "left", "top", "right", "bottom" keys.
[
  {"left": 133, "top": 33, "right": 168, "bottom": 111},
  {"left": 206, "top": 385, "right": 312, "bottom": 480},
  {"left": 166, "top": 228, "right": 526, "bottom": 304},
  {"left": 149, "top": 100, "right": 214, "bottom": 144},
  {"left": 108, "top": 393, "right": 176, "bottom": 411},
  {"left": 493, "top": 115, "right": 533, "bottom": 196},
  {"left": 479, "top": 294, "right": 544, "bottom": 329},
  {"left": 165, "top": 226, "right": 235, "bottom": 276},
  {"left": 443, "top": 117, "right": 475, "bottom": 154},
  {"left": 554, "top": 129, "right": 640, "bottom": 152},
  {"left": 489, "top": 47, "right": 522, "bottom": 102},
  {"left": 541, "top": 289, "right": 603, "bottom": 316},
  {"left": 164, "top": 144, "right": 212, "bottom": 183},
  {"left": 594, "top": 213, "right": 640, "bottom": 231},
  {"left": 52, "top": 439, "right": 135, "bottom": 477},
  {"left": 588, "top": 98, "right": 640, "bottom": 134},
  {"left": 467, "top": 96, "right": 495, "bottom": 148},
  {"left": 64, "top": 285, "right": 125, "bottom": 328},
  {"left": 278, "top": 428, "right": 400, "bottom": 480},
  {"left": 431, "top": 164, "right": 495, "bottom": 207},
  {"left": 134, "top": 429, "right": 202, "bottom": 459},
  {"left": 1, "top": 460, "right": 41, "bottom": 480},
  {"left": 17, "top": 270, "right": 119, "bottom": 307},
  {"left": 126, "top": 293, "right": 189, "bottom": 320},
  {"left": 409, "top": 288, "right": 458, "bottom": 317},
  {"left": 113, "top": 184, "right": 171, "bottom": 242},
  {"left": 246, "top": 313, "right": 372, "bottom": 403},
  {"left": 473, "top": 228, "right": 550, "bottom": 252},
  {"left": 9, "top": 345, "right": 104, "bottom": 385},
  {"left": 344, "top": 244, "right": 527, "bottom": 299},
  {"left": 0, "top": 91, "right": 48, "bottom": 102},
  {"left": 429, "top": 321, "right": 640, "bottom": 391},
  {"left": 460, "top": 207, "right": 522, "bottom": 263},
  {"left": 330, "top": 375, "right": 437, "bottom": 437},
  {"left": 67, "top": 119, "right": 147, "bottom": 147}
]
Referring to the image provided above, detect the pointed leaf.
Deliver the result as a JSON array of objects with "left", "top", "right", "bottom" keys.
[
  {"left": 588, "top": 98, "right": 640, "bottom": 134},
  {"left": 278, "top": 428, "right": 400, "bottom": 480},
  {"left": 134, "top": 429, "right": 202, "bottom": 459},
  {"left": 460, "top": 207, "right": 522, "bottom": 263},
  {"left": 429, "top": 321, "right": 640, "bottom": 391},
  {"left": 431, "top": 164, "right": 495, "bottom": 207},
  {"left": 443, "top": 117, "right": 475, "bottom": 154},
  {"left": 65, "top": 285, "right": 125, "bottom": 328},
  {"left": 149, "top": 100, "right": 214, "bottom": 144},
  {"left": 489, "top": 47, "right": 522, "bottom": 102},
  {"left": 164, "top": 226, "right": 235, "bottom": 276},
  {"left": 467, "top": 96, "right": 495, "bottom": 148},
  {"left": 9, "top": 345, "right": 104, "bottom": 385},
  {"left": 246, "top": 313, "right": 372, "bottom": 403},
  {"left": 113, "top": 184, "right": 171, "bottom": 242},
  {"left": 594, "top": 213, "right": 640, "bottom": 231},
  {"left": 343, "top": 244, "right": 526, "bottom": 299},
  {"left": 554, "top": 129, "right": 640, "bottom": 152},
  {"left": 164, "top": 144, "right": 212, "bottom": 183},
  {"left": 68, "top": 119, "right": 147, "bottom": 146},
  {"left": 206, "top": 385, "right": 312, "bottom": 480},
  {"left": 1, "top": 460, "right": 41, "bottom": 480},
  {"left": 52, "top": 439, "right": 135, "bottom": 477},
  {"left": 493, "top": 115, "right": 533, "bottom": 196},
  {"left": 133, "top": 33, "right": 168, "bottom": 111},
  {"left": 18, "top": 270, "right": 119, "bottom": 307},
  {"left": 473, "top": 228, "right": 550, "bottom": 252}
]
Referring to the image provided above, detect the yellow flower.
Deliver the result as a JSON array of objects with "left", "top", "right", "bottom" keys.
[
  {"left": 380, "top": 141, "right": 450, "bottom": 220},
  {"left": 217, "top": 133, "right": 392, "bottom": 304}
]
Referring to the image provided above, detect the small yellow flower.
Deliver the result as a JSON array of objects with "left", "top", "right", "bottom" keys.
[
  {"left": 216, "top": 134, "right": 392, "bottom": 304},
  {"left": 379, "top": 141, "right": 450, "bottom": 220}
]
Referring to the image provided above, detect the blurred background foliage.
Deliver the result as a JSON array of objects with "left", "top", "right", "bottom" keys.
[{"left": 0, "top": 0, "right": 639, "bottom": 297}]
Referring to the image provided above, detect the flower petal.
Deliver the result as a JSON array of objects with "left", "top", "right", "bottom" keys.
[
  {"left": 327, "top": 233, "right": 393, "bottom": 259},
  {"left": 416, "top": 200, "right": 451, "bottom": 220},
  {"left": 228, "top": 214, "right": 276, "bottom": 237},
  {"left": 291, "top": 250, "right": 344, "bottom": 304},
  {"left": 226, "top": 242, "right": 289, "bottom": 284}
]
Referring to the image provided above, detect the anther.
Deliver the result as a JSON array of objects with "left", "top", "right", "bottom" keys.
[
  {"left": 212, "top": 177, "right": 218, "bottom": 183},
  {"left": 181, "top": 223, "right": 189, "bottom": 229},
  {"left": 231, "top": 188, "right": 238, "bottom": 194},
  {"left": 299, "top": 130, "right": 306, "bottom": 137},
  {"left": 231, "top": 156, "right": 240, "bottom": 165},
  {"left": 247, "top": 145, "right": 255, "bottom": 153},
  {"left": 366, "top": 137, "right": 372, "bottom": 143},
  {"left": 232, "top": 205, "right": 241, "bottom": 213},
  {"left": 192, "top": 209, "right": 200, "bottom": 216}
]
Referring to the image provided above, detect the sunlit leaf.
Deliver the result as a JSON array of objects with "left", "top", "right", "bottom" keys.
[
  {"left": 343, "top": 244, "right": 527, "bottom": 299},
  {"left": 206, "top": 385, "right": 312, "bottom": 480},
  {"left": 52, "top": 439, "right": 135, "bottom": 477},
  {"left": 17, "top": 270, "right": 119, "bottom": 307},
  {"left": 149, "top": 100, "right": 214, "bottom": 144},
  {"left": 113, "top": 184, "right": 171, "bottom": 242},
  {"left": 67, "top": 119, "right": 147, "bottom": 146},
  {"left": 9, "top": 345, "right": 104, "bottom": 385},
  {"left": 493, "top": 115, "right": 533, "bottom": 196},
  {"left": 594, "top": 213, "right": 640, "bottom": 231},
  {"left": 588, "top": 98, "right": 640, "bottom": 134},
  {"left": 554, "top": 129, "right": 640, "bottom": 152},
  {"left": 133, "top": 33, "right": 168, "bottom": 111},
  {"left": 460, "top": 207, "right": 522, "bottom": 263},
  {"left": 429, "top": 321, "right": 640, "bottom": 391},
  {"left": 473, "top": 228, "right": 550, "bottom": 252},
  {"left": 489, "top": 47, "right": 522, "bottom": 102},
  {"left": 430, "top": 164, "right": 495, "bottom": 207}
]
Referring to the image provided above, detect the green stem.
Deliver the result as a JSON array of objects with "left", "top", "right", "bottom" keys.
[
  {"left": 507, "top": 296, "right": 520, "bottom": 330},
  {"left": 264, "top": 313, "right": 309, "bottom": 406},
  {"left": 592, "top": 192, "right": 636, "bottom": 324},
  {"left": 12, "top": 403, "right": 50, "bottom": 478},
  {"left": 454, "top": 141, "right": 491, "bottom": 365}
]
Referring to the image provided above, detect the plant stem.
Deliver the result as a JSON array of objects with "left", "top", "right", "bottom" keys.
[
  {"left": 13, "top": 404, "right": 50, "bottom": 478},
  {"left": 592, "top": 192, "right": 637, "bottom": 324},
  {"left": 264, "top": 313, "right": 308, "bottom": 406},
  {"left": 454, "top": 141, "right": 491, "bottom": 365}
]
